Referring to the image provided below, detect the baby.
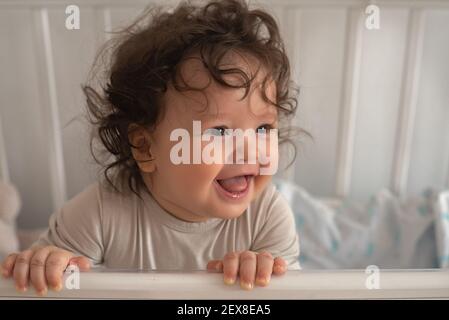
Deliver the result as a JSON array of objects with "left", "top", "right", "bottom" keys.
[{"left": 1, "top": 0, "right": 300, "bottom": 295}]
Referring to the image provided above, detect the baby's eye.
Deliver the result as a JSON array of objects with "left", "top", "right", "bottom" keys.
[
  {"left": 256, "top": 124, "right": 273, "bottom": 133},
  {"left": 204, "top": 126, "right": 228, "bottom": 136}
]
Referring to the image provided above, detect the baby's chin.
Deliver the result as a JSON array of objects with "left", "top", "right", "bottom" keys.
[{"left": 206, "top": 205, "right": 249, "bottom": 220}]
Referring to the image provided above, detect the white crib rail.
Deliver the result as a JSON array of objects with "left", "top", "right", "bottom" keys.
[
  {"left": 0, "top": 269, "right": 448, "bottom": 299},
  {"left": 38, "top": 7, "right": 67, "bottom": 210},
  {"left": 0, "top": 113, "right": 9, "bottom": 183},
  {"left": 335, "top": 7, "right": 364, "bottom": 199},
  {"left": 391, "top": 8, "right": 426, "bottom": 198}
]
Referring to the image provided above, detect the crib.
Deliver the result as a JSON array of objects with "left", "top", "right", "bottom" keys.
[{"left": 1, "top": 0, "right": 449, "bottom": 299}]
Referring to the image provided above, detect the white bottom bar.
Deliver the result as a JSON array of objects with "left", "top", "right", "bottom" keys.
[{"left": 1, "top": 269, "right": 448, "bottom": 299}]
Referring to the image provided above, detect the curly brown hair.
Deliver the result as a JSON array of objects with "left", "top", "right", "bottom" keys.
[{"left": 83, "top": 0, "right": 304, "bottom": 196}]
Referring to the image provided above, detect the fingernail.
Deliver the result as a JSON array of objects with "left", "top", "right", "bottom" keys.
[
  {"left": 16, "top": 285, "right": 27, "bottom": 293},
  {"left": 256, "top": 276, "right": 270, "bottom": 286},
  {"left": 240, "top": 281, "right": 253, "bottom": 290},
  {"left": 224, "top": 277, "right": 236, "bottom": 285},
  {"left": 37, "top": 287, "right": 47, "bottom": 296},
  {"left": 274, "top": 265, "right": 284, "bottom": 273},
  {"left": 51, "top": 283, "right": 62, "bottom": 292}
]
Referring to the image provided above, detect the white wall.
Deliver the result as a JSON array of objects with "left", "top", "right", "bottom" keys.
[{"left": 0, "top": 0, "right": 448, "bottom": 229}]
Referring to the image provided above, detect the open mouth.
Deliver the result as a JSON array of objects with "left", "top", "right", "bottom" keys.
[{"left": 214, "top": 175, "right": 253, "bottom": 200}]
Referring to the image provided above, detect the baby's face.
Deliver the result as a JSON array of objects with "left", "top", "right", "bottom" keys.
[{"left": 142, "top": 54, "right": 278, "bottom": 222}]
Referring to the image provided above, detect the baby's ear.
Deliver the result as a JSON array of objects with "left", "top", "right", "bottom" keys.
[{"left": 128, "top": 124, "right": 156, "bottom": 173}]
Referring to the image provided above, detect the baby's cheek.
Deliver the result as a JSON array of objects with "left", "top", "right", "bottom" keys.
[
  {"left": 252, "top": 175, "right": 272, "bottom": 199},
  {"left": 175, "top": 163, "right": 223, "bottom": 191}
]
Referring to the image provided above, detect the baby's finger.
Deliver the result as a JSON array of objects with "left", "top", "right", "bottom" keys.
[
  {"left": 255, "top": 251, "right": 274, "bottom": 287},
  {"left": 68, "top": 256, "right": 91, "bottom": 272},
  {"left": 46, "top": 251, "right": 75, "bottom": 291},
  {"left": 239, "top": 251, "right": 257, "bottom": 290},
  {"left": 1, "top": 253, "right": 18, "bottom": 278},
  {"left": 273, "top": 257, "right": 287, "bottom": 275},
  {"left": 222, "top": 252, "right": 239, "bottom": 285},
  {"left": 206, "top": 260, "right": 223, "bottom": 272},
  {"left": 13, "top": 249, "right": 34, "bottom": 292},
  {"left": 30, "top": 247, "right": 53, "bottom": 296}
]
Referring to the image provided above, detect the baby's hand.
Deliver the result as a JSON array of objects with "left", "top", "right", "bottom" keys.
[
  {"left": 207, "top": 251, "right": 286, "bottom": 290},
  {"left": 0, "top": 246, "right": 90, "bottom": 296}
]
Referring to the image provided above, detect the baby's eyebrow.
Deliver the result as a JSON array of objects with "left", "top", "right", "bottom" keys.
[
  {"left": 197, "top": 112, "right": 277, "bottom": 124},
  {"left": 198, "top": 112, "right": 225, "bottom": 121},
  {"left": 258, "top": 112, "right": 278, "bottom": 122},
  {"left": 249, "top": 111, "right": 278, "bottom": 123}
]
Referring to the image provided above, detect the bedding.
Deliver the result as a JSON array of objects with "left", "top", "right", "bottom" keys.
[{"left": 274, "top": 179, "right": 449, "bottom": 269}]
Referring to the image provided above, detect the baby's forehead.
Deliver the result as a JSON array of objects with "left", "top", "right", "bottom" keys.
[{"left": 167, "top": 50, "right": 277, "bottom": 115}]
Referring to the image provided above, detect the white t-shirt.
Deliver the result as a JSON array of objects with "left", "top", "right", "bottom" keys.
[{"left": 34, "top": 182, "right": 301, "bottom": 270}]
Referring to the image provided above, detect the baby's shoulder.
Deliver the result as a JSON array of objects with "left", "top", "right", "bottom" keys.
[
  {"left": 96, "top": 180, "right": 143, "bottom": 213},
  {"left": 62, "top": 182, "right": 100, "bottom": 212},
  {"left": 63, "top": 180, "right": 139, "bottom": 218}
]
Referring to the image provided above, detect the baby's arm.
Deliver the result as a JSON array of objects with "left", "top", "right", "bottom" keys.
[
  {"left": 207, "top": 187, "right": 300, "bottom": 290},
  {"left": 1, "top": 183, "right": 104, "bottom": 295}
]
